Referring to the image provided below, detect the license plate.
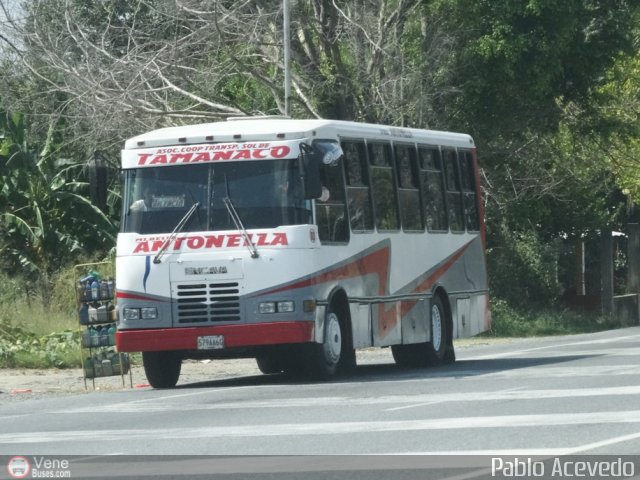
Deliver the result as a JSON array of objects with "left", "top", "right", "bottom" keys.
[{"left": 197, "top": 335, "right": 224, "bottom": 350}]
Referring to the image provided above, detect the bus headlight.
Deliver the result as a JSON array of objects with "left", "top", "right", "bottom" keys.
[
  {"left": 123, "top": 308, "right": 140, "bottom": 320},
  {"left": 141, "top": 307, "right": 158, "bottom": 320},
  {"left": 277, "top": 301, "right": 295, "bottom": 313},
  {"left": 259, "top": 302, "right": 276, "bottom": 314},
  {"left": 259, "top": 301, "right": 295, "bottom": 314},
  {"left": 123, "top": 307, "right": 158, "bottom": 320}
]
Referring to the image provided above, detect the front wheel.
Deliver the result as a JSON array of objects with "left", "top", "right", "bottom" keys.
[
  {"left": 142, "top": 351, "right": 182, "bottom": 388},
  {"left": 256, "top": 354, "right": 284, "bottom": 374},
  {"left": 309, "top": 310, "right": 344, "bottom": 379}
]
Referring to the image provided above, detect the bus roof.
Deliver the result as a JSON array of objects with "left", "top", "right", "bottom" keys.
[{"left": 124, "top": 118, "right": 475, "bottom": 150}]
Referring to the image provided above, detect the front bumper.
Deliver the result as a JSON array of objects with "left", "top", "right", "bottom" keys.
[{"left": 116, "top": 321, "right": 315, "bottom": 352}]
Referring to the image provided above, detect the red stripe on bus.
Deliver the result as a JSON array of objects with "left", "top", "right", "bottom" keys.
[
  {"left": 116, "top": 291, "right": 167, "bottom": 302},
  {"left": 259, "top": 240, "right": 473, "bottom": 339},
  {"left": 116, "top": 321, "right": 315, "bottom": 352},
  {"left": 260, "top": 245, "right": 391, "bottom": 296},
  {"left": 385, "top": 241, "right": 474, "bottom": 334}
]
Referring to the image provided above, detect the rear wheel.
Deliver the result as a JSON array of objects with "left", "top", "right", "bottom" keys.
[
  {"left": 142, "top": 351, "right": 182, "bottom": 388},
  {"left": 425, "top": 296, "right": 448, "bottom": 365},
  {"left": 391, "top": 295, "right": 450, "bottom": 368},
  {"left": 391, "top": 343, "right": 419, "bottom": 367}
]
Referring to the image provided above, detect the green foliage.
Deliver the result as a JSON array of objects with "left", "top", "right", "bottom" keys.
[
  {"left": 431, "top": 0, "right": 637, "bottom": 138},
  {"left": 0, "top": 318, "right": 80, "bottom": 369},
  {"left": 0, "top": 270, "right": 77, "bottom": 334},
  {"left": 487, "top": 226, "right": 561, "bottom": 307},
  {"left": 0, "top": 111, "right": 117, "bottom": 287},
  {"left": 589, "top": 44, "right": 640, "bottom": 205},
  {"left": 487, "top": 298, "right": 619, "bottom": 337}
]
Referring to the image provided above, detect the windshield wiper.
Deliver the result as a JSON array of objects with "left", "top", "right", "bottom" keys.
[
  {"left": 153, "top": 202, "right": 200, "bottom": 264},
  {"left": 222, "top": 173, "right": 259, "bottom": 258},
  {"left": 223, "top": 197, "right": 259, "bottom": 258}
]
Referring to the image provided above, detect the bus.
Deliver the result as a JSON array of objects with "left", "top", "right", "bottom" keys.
[{"left": 115, "top": 118, "right": 490, "bottom": 388}]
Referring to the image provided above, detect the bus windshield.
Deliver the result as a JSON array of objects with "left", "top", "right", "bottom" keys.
[{"left": 121, "top": 159, "right": 311, "bottom": 234}]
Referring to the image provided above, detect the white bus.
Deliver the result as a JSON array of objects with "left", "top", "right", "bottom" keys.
[{"left": 115, "top": 118, "right": 490, "bottom": 388}]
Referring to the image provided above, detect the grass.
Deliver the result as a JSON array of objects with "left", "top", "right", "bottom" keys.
[
  {"left": 0, "top": 318, "right": 81, "bottom": 369},
  {"left": 0, "top": 265, "right": 94, "bottom": 369},
  {"left": 485, "top": 298, "right": 623, "bottom": 337},
  {"left": 1, "top": 301, "right": 77, "bottom": 335}
]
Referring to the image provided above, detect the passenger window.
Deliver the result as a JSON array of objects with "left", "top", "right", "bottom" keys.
[
  {"left": 442, "top": 148, "right": 464, "bottom": 232},
  {"left": 395, "top": 144, "right": 423, "bottom": 231},
  {"left": 342, "top": 141, "right": 374, "bottom": 232},
  {"left": 460, "top": 150, "right": 480, "bottom": 232},
  {"left": 418, "top": 147, "right": 448, "bottom": 232},
  {"left": 368, "top": 142, "right": 399, "bottom": 231}
]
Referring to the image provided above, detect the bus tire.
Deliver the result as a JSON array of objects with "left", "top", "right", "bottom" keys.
[
  {"left": 392, "top": 295, "right": 450, "bottom": 368},
  {"left": 272, "top": 345, "right": 305, "bottom": 377},
  {"left": 425, "top": 295, "right": 448, "bottom": 365},
  {"left": 391, "top": 343, "right": 419, "bottom": 368},
  {"left": 143, "top": 351, "right": 182, "bottom": 388},
  {"left": 338, "top": 343, "right": 357, "bottom": 375},
  {"left": 256, "top": 354, "right": 284, "bottom": 374},
  {"left": 309, "top": 309, "right": 343, "bottom": 379}
]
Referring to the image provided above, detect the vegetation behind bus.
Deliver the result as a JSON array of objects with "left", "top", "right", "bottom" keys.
[{"left": 1, "top": 1, "right": 639, "bottom": 367}]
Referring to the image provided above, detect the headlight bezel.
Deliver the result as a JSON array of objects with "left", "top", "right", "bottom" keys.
[
  {"left": 123, "top": 307, "right": 140, "bottom": 320},
  {"left": 123, "top": 307, "right": 158, "bottom": 320},
  {"left": 259, "top": 301, "right": 296, "bottom": 314}
]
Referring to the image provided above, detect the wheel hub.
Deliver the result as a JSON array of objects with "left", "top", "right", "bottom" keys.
[
  {"left": 431, "top": 304, "right": 442, "bottom": 352},
  {"left": 324, "top": 312, "right": 342, "bottom": 364}
]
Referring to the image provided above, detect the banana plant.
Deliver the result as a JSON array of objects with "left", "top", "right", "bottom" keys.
[{"left": 0, "top": 111, "right": 116, "bottom": 286}]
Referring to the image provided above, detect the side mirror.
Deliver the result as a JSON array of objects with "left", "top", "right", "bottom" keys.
[
  {"left": 88, "top": 151, "right": 108, "bottom": 212},
  {"left": 300, "top": 141, "right": 344, "bottom": 200},
  {"left": 318, "top": 142, "right": 343, "bottom": 167}
]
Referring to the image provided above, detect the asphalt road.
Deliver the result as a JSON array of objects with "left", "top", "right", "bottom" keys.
[{"left": 1, "top": 327, "right": 639, "bottom": 477}]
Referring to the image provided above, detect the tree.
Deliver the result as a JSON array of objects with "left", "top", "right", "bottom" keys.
[
  {"left": 590, "top": 44, "right": 640, "bottom": 206},
  {"left": 0, "top": 1, "right": 461, "bottom": 132},
  {"left": 0, "top": 110, "right": 116, "bottom": 298},
  {"left": 1, "top": 0, "right": 639, "bottom": 310},
  {"left": 428, "top": 0, "right": 638, "bottom": 136}
]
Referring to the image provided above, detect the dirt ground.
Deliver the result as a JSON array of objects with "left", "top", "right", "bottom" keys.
[
  {"left": 0, "top": 358, "right": 265, "bottom": 402},
  {"left": 0, "top": 339, "right": 504, "bottom": 402}
]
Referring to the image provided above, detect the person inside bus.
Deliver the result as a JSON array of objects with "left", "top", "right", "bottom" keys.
[{"left": 129, "top": 187, "right": 154, "bottom": 212}]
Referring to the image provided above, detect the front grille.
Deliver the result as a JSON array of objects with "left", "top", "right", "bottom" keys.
[{"left": 175, "top": 282, "right": 241, "bottom": 323}]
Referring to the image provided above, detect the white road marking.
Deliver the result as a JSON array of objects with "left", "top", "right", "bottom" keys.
[
  {"left": 2, "top": 410, "right": 640, "bottom": 444},
  {"left": 53, "top": 384, "right": 640, "bottom": 413},
  {"left": 465, "top": 334, "right": 640, "bottom": 360},
  {"left": 385, "top": 387, "right": 526, "bottom": 412}
]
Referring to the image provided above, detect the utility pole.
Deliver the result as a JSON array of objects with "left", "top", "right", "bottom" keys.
[{"left": 283, "top": 0, "right": 291, "bottom": 117}]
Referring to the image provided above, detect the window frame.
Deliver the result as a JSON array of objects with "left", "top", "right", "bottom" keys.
[
  {"left": 315, "top": 139, "right": 350, "bottom": 244},
  {"left": 418, "top": 145, "right": 449, "bottom": 233},
  {"left": 366, "top": 140, "right": 401, "bottom": 233},
  {"left": 393, "top": 142, "right": 424, "bottom": 233},
  {"left": 341, "top": 139, "right": 375, "bottom": 234},
  {"left": 459, "top": 149, "right": 481, "bottom": 233},
  {"left": 442, "top": 147, "right": 465, "bottom": 234}
]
